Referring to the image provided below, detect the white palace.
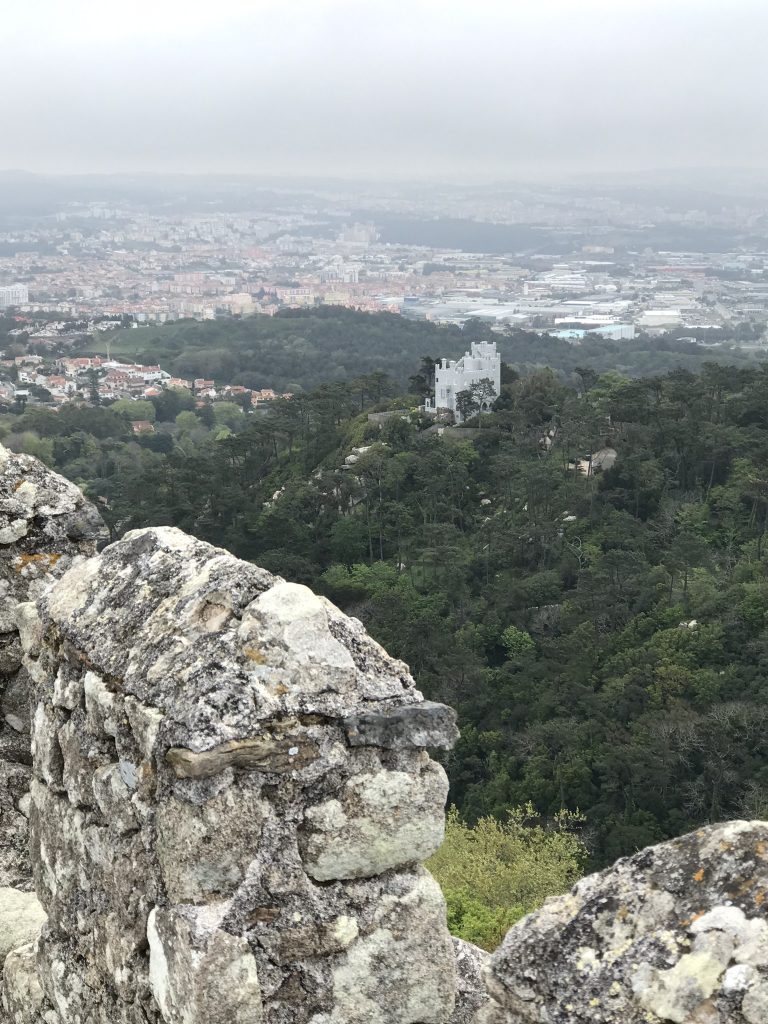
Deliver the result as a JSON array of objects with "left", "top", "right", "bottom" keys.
[{"left": 424, "top": 340, "right": 501, "bottom": 422}]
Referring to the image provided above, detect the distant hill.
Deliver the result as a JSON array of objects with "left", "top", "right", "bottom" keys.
[
  {"left": 85, "top": 308, "right": 467, "bottom": 391},
  {"left": 79, "top": 308, "right": 763, "bottom": 392}
]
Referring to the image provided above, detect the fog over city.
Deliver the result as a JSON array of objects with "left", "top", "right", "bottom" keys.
[{"left": 3, "top": 0, "right": 768, "bottom": 179}]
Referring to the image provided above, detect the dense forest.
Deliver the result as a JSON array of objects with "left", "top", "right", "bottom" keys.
[
  {"left": 5, "top": 352, "right": 768, "bottom": 872},
  {"left": 85, "top": 308, "right": 455, "bottom": 390},
  {"left": 77, "top": 307, "right": 763, "bottom": 391}
]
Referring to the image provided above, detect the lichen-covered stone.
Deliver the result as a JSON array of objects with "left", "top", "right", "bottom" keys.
[
  {"left": 0, "top": 447, "right": 105, "bottom": 891},
  {"left": 343, "top": 700, "right": 459, "bottom": 750},
  {"left": 2, "top": 942, "right": 45, "bottom": 1024},
  {"left": 155, "top": 786, "right": 268, "bottom": 903},
  {"left": 12, "top": 525, "right": 458, "bottom": 1024},
  {"left": 449, "top": 939, "right": 490, "bottom": 1024},
  {"left": 300, "top": 761, "right": 448, "bottom": 880},
  {"left": 0, "top": 764, "right": 33, "bottom": 891},
  {"left": 148, "top": 906, "right": 263, "bottom": 1024},
  {"left": 5, "top": 453, "right": 768, "bottom": 1024},
  {"left": 482, "top": 820, "right": 768, "bottom": 1024},
  {"left": 319, "top": 871, "right": 455, "bottom": 1024}
]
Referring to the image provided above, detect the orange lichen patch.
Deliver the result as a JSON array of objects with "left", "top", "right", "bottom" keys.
[
  {"left": 755, "top": 890, "right": 766, "bottom": 907},
  {"left": 692, "top": 868, "right": 706, "bottom": 883},
  {"left": 689, "top": 910, "right": 706, "bottom": 924},
  {"left": 243, "top": 646, "right": 267, "bottom": 664},
  {"left": 13, "top": 480, "right": 25, "bottom": 491},
  {"left": 14, "top": 552, "right": 61, "bottom": 573}
]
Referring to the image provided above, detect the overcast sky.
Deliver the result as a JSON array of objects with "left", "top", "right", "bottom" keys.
[{"left": 2, "top": 0, "right": 767, "bottom": 179}]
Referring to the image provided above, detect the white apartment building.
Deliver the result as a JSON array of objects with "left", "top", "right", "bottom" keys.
[
  {"left": 0, "top": 284, "right": 29, "bottom": 308},
  {"left": 425, "top": 340, "right": 501, "bottom": 422}
]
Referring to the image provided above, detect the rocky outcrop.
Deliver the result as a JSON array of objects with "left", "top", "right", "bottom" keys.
[
  {"left": 5, "top": 525, "right": 459, "bottom": 1024},
  {"left": 482, "top": 820, "right": 768, "bottom": 1024},
  {"left": 0, "top": 447, "right": 105, "bottom": 890}
]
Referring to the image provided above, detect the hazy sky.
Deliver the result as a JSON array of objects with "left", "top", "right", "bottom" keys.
[{"left": 3, "top": 0, "right": 767, "bottom": 179}]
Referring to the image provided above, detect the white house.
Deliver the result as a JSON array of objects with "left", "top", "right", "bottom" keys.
[{"left": 425, "top": 340, "right": 501, "bottom": 422}]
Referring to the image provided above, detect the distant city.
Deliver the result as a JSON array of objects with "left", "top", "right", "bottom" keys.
[{"left": 0, "top": 175, "right": 766, "bottom": 334}]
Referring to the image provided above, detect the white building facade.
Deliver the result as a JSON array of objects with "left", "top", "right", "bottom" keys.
[
  {"left": 0, "top": 284, "right": 29, "bottom": 308},
  {"left": 425, "top": 340, "right": 501, "bottom": 422}
]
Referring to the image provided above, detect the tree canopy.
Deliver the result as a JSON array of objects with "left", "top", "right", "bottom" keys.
[
  {"left": 75, "top": 307, "right": 764, "bottom": 393},
  {"left": 5, "top": 348, "right": 768, "bottom": 872}
]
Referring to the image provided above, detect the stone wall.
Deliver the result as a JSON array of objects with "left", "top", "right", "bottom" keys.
[
  {"left": 5, "top": 525, "right": 461, "bottom": 1023},
  {"left": 0, "top": 447, "right": 105, "bottom": 890}
]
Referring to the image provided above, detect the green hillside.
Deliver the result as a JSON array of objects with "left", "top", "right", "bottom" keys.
[{"left": 5, "top": 357, "right": 768, "bottom": 868}]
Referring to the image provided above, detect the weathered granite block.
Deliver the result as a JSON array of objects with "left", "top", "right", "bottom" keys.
[
  {"left": 300, "top": 760, "right": 449, "bottom": 880},
  {"left": 148, "top": 906, "right": 263, "bottom": 1024},
  {"left": 0, "top": 764, "right": 32, "bottom": 891},
  {"left": 482, "top": 820, "right": 768, "bottom": 1024},
  {"left": 343, "top": 700, "right": 459, "bottom": 750},
  {"left": 2, "top": 942, "right": 45, "bottom": 1024},
  {"left": 451, "top": 939, "right": 491, "bottom": 1023}
]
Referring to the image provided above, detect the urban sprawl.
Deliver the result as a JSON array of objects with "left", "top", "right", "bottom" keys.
[{"left": 1, "top": 181, "right": 768, "bottom": 412}]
